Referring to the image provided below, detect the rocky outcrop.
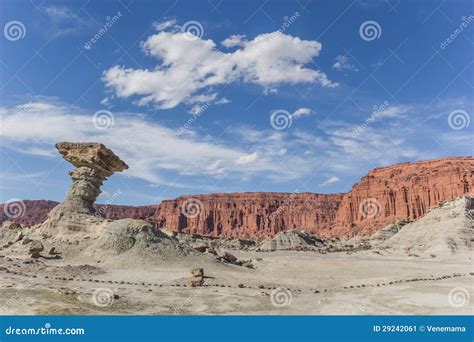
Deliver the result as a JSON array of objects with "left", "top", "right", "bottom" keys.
[
  {"left": 189, "top": 268, "right": 204, "bottom": 287},
  {"left": 1, "top": 156, "right": 473, "bottom": 240},
  {"left": 330, "top": 157, "right": 473, "bottom": 237},
  {"left": 51, "top": 142, "right": 128, "bottom": 217},
  {"left": 0, "top": 201, "right": 155, "bottom": 228},
  {"left": 257, "top": 230, "right": 325, "bottom": 251},
  {"left": 153, "top": 157, "right": 473, "bottom": 238},
  {"left": 380, "top": 196, "right": 473, "bottom": 257},
  {"left": 154, "top": 192, "right": 343, "bottom": 240},
  {"left": 41, "top": 142, "right": 128, "bottom": 235}
]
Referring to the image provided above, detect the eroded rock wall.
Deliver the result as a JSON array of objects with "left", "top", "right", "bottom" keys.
[{"left": 2, "top": 157, "right": 473, "bottom": 240}]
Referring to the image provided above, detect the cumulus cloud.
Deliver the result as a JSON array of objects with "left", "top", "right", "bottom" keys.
[
  {"left": 332, "top": 55, "right": 358, "bottom": 72},
  {"left": 102, "top": 24, "right": 337, "bottom": 111},
  {"left": 291, "top": 107, "right": 312, "bottom": 119},
  {"left": 221, "top": 34, "right": 246, "bottom": 48}
]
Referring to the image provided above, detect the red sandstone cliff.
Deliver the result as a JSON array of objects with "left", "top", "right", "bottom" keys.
[
  {"left": 329, "top": 157, "right": 473, "bottom": 237},
  {"left": 1, "top": 157, "right": 473, "bottom": 239},
  {"left": 154, "top": 192, "right": 343, "bottom": 239}
]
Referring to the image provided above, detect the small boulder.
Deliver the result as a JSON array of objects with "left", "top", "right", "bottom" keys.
[
  {"left": 48, "top": 247, "right": 56, "bottom": 255},
  {"left": 21, "top": 237, "right": 32, "bottom": 245},
  {"left": 189, "top": 268, "right": 204, "bottom": 287},
  {"left": 2, "top": 221, "right": 22, "bottom": 230},
  {"left": 29, "top": 241, "right": 44, "bottom": 258},
  {"left": 13, "top": 231, "right": 24, "bottom": 242},
  {"left": 191, "top": 243, "right": 208, "bottom": 253},
  {"left": 222, "top": 252, "right": 238, "bottom": 264},
  {"left": 241, "top": 260, "right": 254, "bottom": 269},
  {"left": 189, "top": 276, "right": 204, "bottom": 287},
  {"left": 191, "top": 268, "right": 204, "bottom": 277},
  {"left": 205, "top": 247, "right": 217, "bottom": 255}
]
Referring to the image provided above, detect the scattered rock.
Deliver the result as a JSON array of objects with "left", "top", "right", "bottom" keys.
[
  {"left": 189, "top": 268, "right": 204, "bottom": 287},
  {"left": 21, "top": 238, "right": 32, "bottom": 245},
  {"left": 222, "top": 251, "right": 238, "bottom": 264},
  {"left": 240, "top": 260, "right": 255, "bottom": 268},
  {"left": 191, "top": 268, "right": 204, "bottom": 277},
  {"left": 29, "top": 241, "right": 44, "bottom": 258},
  {"left": 191, "top": 243, "right": 208, "bottom": 253},
  {"left": 48, "top": 247, "right": 57, "bottom": 255},
  {"left": 257, "top": 230, "right": 325, "bottom": 252},
  {"left": 13, "top": 231, "right": 24, "bottom": 242},
  {"left": 2, "top": 221, "right": 22, "bottom": 230}
]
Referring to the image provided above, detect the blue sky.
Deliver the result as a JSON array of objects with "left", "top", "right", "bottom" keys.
[{"left": 0, "top": 0, "right": 472, "bottom": 205}]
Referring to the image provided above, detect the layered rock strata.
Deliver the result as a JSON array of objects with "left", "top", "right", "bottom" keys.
[
  {"left": 2, "top": 156, "right": 473, "bottom": 239},
  {"left": 41, "top": 142, "right": 128, "bottom": 235}
]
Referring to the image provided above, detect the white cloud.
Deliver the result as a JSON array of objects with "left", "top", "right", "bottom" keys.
[
  {"left": 154, "top": 19, "right": 176, "bottom": 31},
  {"left": 377, "top": 105, "right": 410, "bottom": 118},
  {"left": 291, "top": 107, "right": 312, "bottom": 119},
  {"left": 41, "top": 6, "right": 90, "bottom": 37},
  {"left": 215, "top": 97, "right": 230, "bottom": 105},
  {"left": 221, "top": 34, "right": 246, "bottom": 48},
  {"left": 236, "top": 152, "right": 258, "bottom": 165},
  {"left": 319, "top": 176, "right": 340, "bottom": 186},
  {"left": 0, "top": 101, "right": 323, "bottom": 186},
  {"left": 103, "top": 25, "right": 337, "bottom": 111},
  {"left": 332, "top": 55, "right": 358, "bottom": 72}
]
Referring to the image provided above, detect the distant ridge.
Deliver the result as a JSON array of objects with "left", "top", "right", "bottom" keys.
[{"left": 1, "top": 156, "right": 473, "bottom": 240}]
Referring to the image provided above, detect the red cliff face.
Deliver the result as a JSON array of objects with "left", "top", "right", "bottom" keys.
[
  {"left": 1, "top": 157, "right": 473, "bottom": 239},
  {"left": 154, "top": 192, "right": 343, "bottom": 240},
  {"left": 329, "top": 157, "right": 474, "bottom": 237}
]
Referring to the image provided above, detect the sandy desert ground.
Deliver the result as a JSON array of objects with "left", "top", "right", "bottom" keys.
[
  {"left": 0, "top": 248, "right": 472, "bottom": 315},
  {"left": 1, "top": 152, "right": 472, "bottom": 316}
]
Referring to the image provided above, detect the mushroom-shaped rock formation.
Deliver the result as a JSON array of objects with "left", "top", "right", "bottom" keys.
[
  {"left": 55, "top": 142, "right": 128, "bottom": 178},
  {"left": 42, "top": 142, "right": 128, "bottom": 236}
]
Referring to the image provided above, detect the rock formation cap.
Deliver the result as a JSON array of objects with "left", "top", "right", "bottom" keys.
[{"left": 55, "top": 142, "right": 128, "bottom": 177}]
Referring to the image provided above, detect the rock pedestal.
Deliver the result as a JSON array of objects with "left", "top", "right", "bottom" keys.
[
  {"left": 189, "top": 268, "right": 204, "bottom": 287},
  {"left": 44, "top": 142, "right": 128, "bottom": 235}
]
